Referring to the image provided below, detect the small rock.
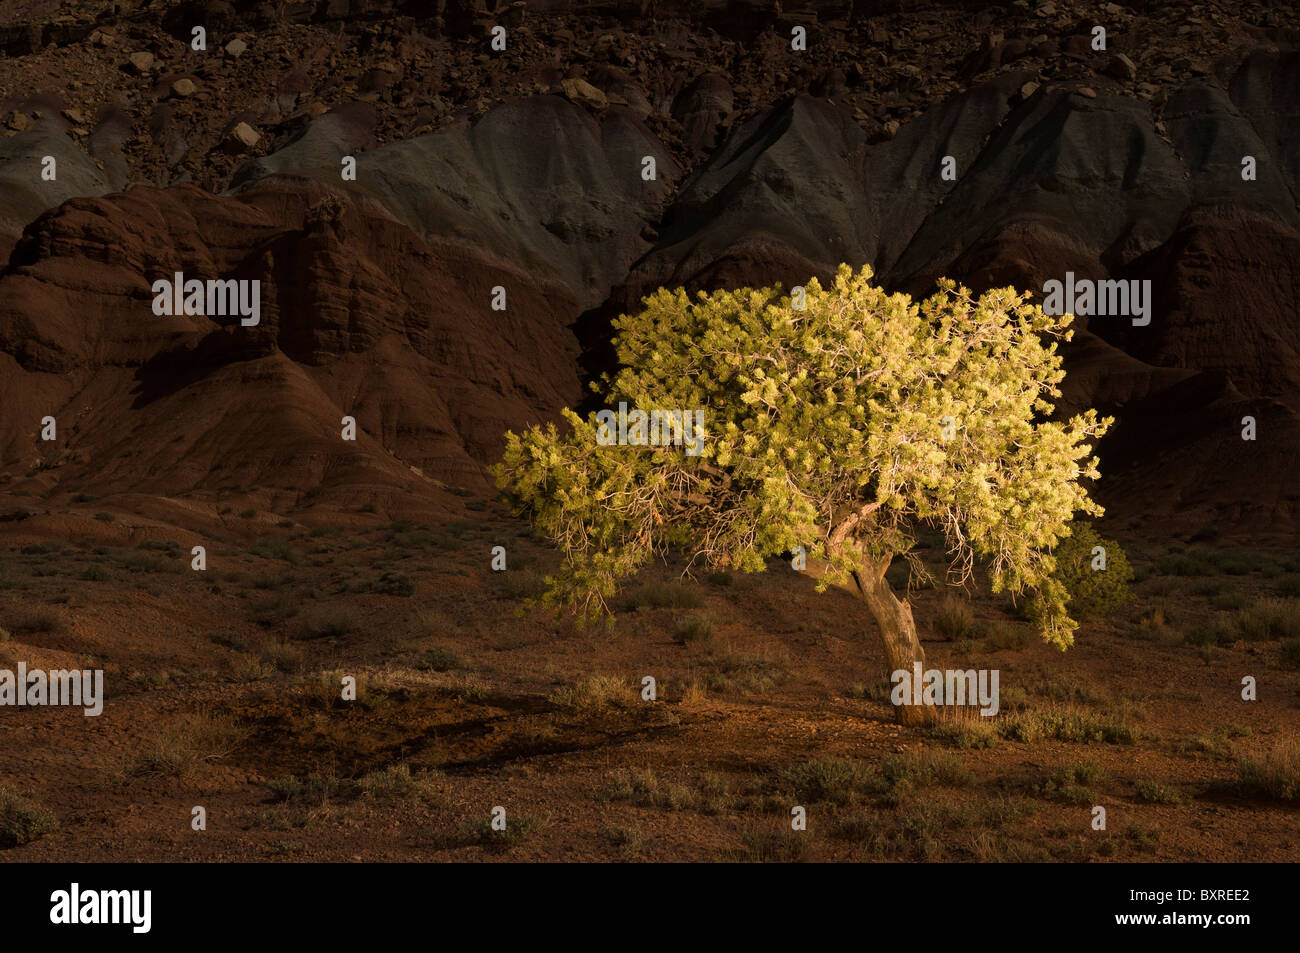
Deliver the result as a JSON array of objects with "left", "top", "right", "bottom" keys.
[
  {"left": 1076, "top": 86, "right": 1097, "bottom": 98},
  {"left": 170, "top": 78, "right": 197, "bottom": 98},
  {"left": 560, "top": 77, "right": 607, "bottom": 109},
  {"left": 1107, "top": 52, "right": 1137, "bottom": 81},
  {"left": 128, "top": 51, "right": 154, "bottom": 73},
  {"left": 5, "top": 111, "right": 28, "bottom": 131},
  {"left": 1036, "top": 1, "right": 1056, "bottom": 16},
  {"left": 304, "top": 101, "right": 328, "bottom": 118},
  {"left": 224, "top": 38, "right": 247, "bottom": 58},
  {"left": 224, "top": 121, "right": 260, "bottom": 151},
  {"left": 1020, "top": 80, "right": 1041, "bottom": 99},
  {"left": 883, "top": 119, "right": 900, "bottom": 136},
  {"left": 62, "top": 107, "right": 88, "bottom": 124}
]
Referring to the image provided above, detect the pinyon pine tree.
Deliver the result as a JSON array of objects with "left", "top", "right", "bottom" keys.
[{"left": 493, "top": 265, "right": 1111, "bottom": 724}]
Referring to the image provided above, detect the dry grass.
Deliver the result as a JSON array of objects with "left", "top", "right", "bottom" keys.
[{"left": 132, "top": 710, "right": 246, "bottom": 780}]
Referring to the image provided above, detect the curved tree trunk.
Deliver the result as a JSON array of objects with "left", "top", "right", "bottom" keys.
[
  {"left": 850, "top": 559, "right": 930, "bottom": 726},
  {"left": 807, "top": 549, "right": 929, "bottom": 725}
]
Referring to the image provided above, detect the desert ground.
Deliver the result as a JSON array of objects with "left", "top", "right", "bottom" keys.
[{"left": 1, "top": 497, "right": 1297, "bottom": 861}]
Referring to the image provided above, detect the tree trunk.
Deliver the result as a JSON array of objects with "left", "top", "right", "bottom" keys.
[
  {"left": 805, "top": 551, "right": 930, "bottom": 725},
  {"left": 851, "top": 557, "right": 929, "bottom": 726}
]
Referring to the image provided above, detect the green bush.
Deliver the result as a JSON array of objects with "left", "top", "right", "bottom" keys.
[{"left": 1051, "top": 523, "right": 1133, "bottom": 617}]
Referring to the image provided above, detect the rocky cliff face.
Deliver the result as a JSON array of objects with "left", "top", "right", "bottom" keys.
[{"left": 0, "top": 0, "right": 1297, "bottom": 532}]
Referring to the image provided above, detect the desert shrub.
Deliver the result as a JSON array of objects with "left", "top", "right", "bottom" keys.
[
  {"left": 264, "top": 773, "right": 339, "bottom": 804},
  {"left": 356, "top": 765, "right": 440, "bottom": 802},
  {"left": 1034, "top": 760, "right": 1107, "bottom": 804},
  {"left": 250, "top": 538, "right": 302, "bottom": 564},
  {"left": 1270, "top": 575, "right": 1300, "bottom": 599},
  {"left": 1134, "top": 779, "right": 1190, "bottom": 805},
  {"left": 1156, "top": 552, "right": 1214, "bottom": 576},
  {"left": 777, "top": 759, "right": 883, "bottom": 805},
  {"left": 1187, "top": 623, "right": 1231, "bottom": 647},
  {"left": 738, "top": 828, "right": 811, "bottom": 862},
  {"left": 881, "top": 749, "right": 974, "bottom": 789},
  {"left": 980, "top": 619, "right": 1032, "bottom": 651},
  {"left": 417, "top": 646, "right": 462, "bottom": 672},
  {"left": 702, "top": 652, "right": 789, "bottom": 694},
  {"left": 209, "top": 629, "right": 248, "bottom": 651},
  {"left": 998, "top": 706, "right": 1137, "bottom": 744},
  {"left": 934, "top": 593, "right": 974, "bottom": 640},
  {"left": 1213, "top": 590, "right": 1247, "bottom": 611},
  {"left": 0, "top": 787, "right": 56, "bottom": 848},
  {"left": 10, "top": 610, "right": 63, "bottom": 634},
  {"left": 927, "top": 720, "right": 1000, "bottom": 749},
  {"left": 299, "top": 606, "right": 360, "bottom": 640},
  {"left": 1186, "top": 724, "right": 1250, "bottom": 760},
  {"left": 629, "top": 581, "right": 702, "bottom": 610},
  {"left": 1234, "top": 742, "right": 1300, "bottom": 801},
  {"left": 457, "top": 813, "right": 542, "bottom": 848},
  {"left": 1234, "top": 599, "right": 1300, "bottom": 640},
  {"left": 1050, "top": 523, "right": 1133, "bottom": 616},
  {"left": 547, "top": 675, "right": 632, "bottom": 712},
  {"left": 1132, "top": 604, "right": 1177, "bottom": 642},
  {"left": 600, "top": 823, "right": 647, "bottom": 857},
  {"left": 133, "top": 711, "right": 245, "bottom": 779},
  {"left": 496, "top": 569, "right": 546, "bottom": 600},
  {"left": 672, "top": 613, "right": 713, "bottom": 645},
  {"left": 248, "top": 593, "right": 300, "bottom": 626},
  {"left": 602, "top": 768, "right": 696, "bottom": 810},
  {"left": 261, "top": 641, "right": 304, "bottom": 673}
]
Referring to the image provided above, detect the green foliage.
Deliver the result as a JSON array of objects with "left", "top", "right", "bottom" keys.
[
  {"left": 1046, "top": 522, "right": 1133, "bottom": 618},
  {"left": 493, "top": 265, "right": 1110, "bottom": 647}
]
